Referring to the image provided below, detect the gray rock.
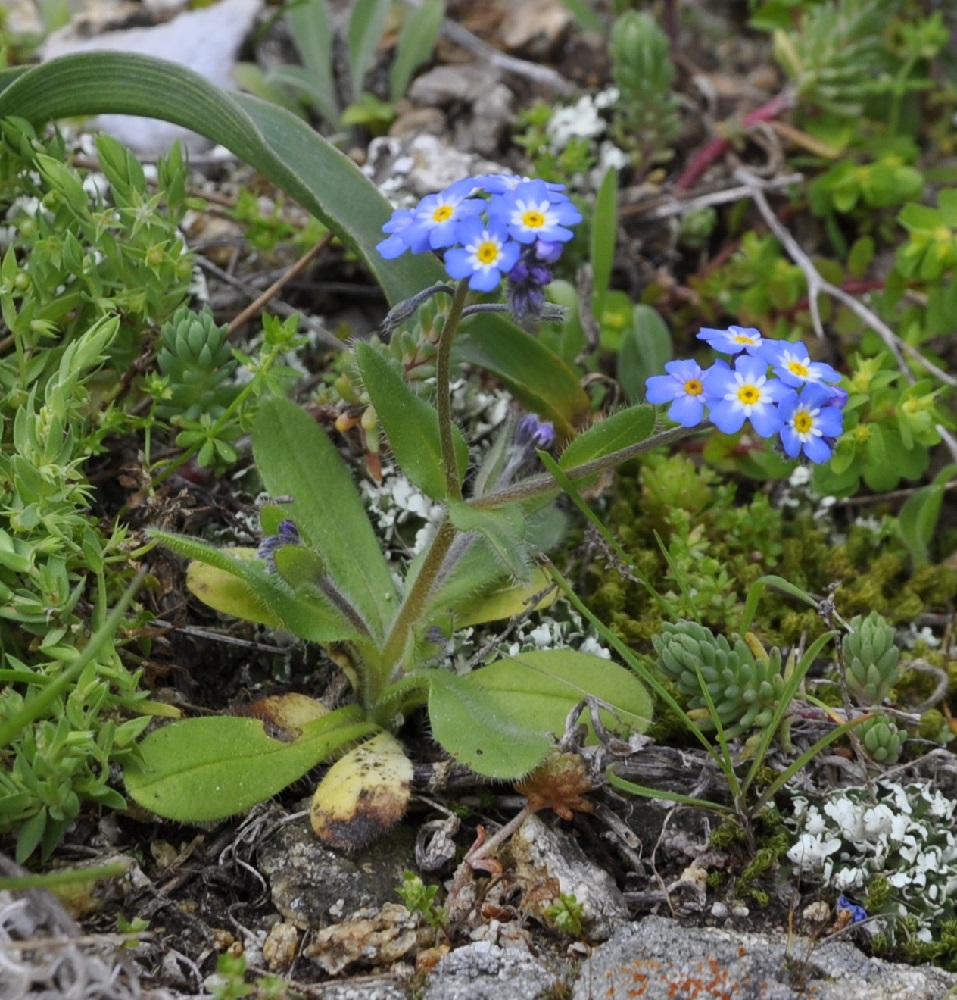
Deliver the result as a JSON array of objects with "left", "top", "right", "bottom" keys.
[
  {"left": 315, "top": 983, "right": 410, "bottom": 1000},
  {"left": 257, "top": 815, "right": 417, "bottom": 930},
  {"left": 510, "top": 813, "right": 629, "bottom": 942},
  {"left": 573, "top": 916, "right": 957, "bottom": 1000},
  {"left": 365, "top": 134, "right": 501, "bottom": 202},
  {"left": 40, "top": 0, "right": 262, "bottom": 154},
  {"left": 408, "top": 64, "right": 499, "bottom": 107},
  {"left": 422, "top": 942, "right": 559, "bottom": 1000},
  {"left": 499, "top": 0, "right": 574, "bottom": 58}
]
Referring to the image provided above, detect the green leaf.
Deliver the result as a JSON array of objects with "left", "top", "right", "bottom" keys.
[
  {"left": 355, "top": 341, "right": 468, "bottom": 499},
  {"left": 447, "top": 501, "right": 531, "bottom": 583},
  {"left": 124, "top": 707, "right": 378, "bottom": 822},
  {"left": 455, "top": 321, "right": 589, "bottom": 439},
  {"left": 252, "top": 398, "right": 396, "bottom": 638},
  {"left": 286, "top": 0, "right": 339, "bottom": 125},
  {"left": 897, "top": 463, "right": 957, "bottom": 567},
  {"left": 423, "top": 507, "right": 564, "bottom": 623},
  {"left": 185, "top": 555, "right": 282, "bottom": 628},
  {"left": 558, "top": 405, "right": 654, "bottom": 471},
  {"left": 0, "top": 52, "right": 415, "bottom": 306},
  {"left": 426, "top": 671, "right": 551, "bottom": 779},
  {"left": 272, "top": 545, "right": 327, "bottom": 588},
  {"left": 451, "top": 565, "right": 556, "bottom": 628},
  {"left": 590, "top": 167, "right": 618, "bottom": 321},
  {"left": 347, "top": 0, "right": 391, "bottom": 105},
  {"left": 472, "top": 649, "right": 652, "bottom": 739},
  {"left": 390, "top": 0, "right": 444, "bottom": 100},
  {"left": 618, "top": 305, "right": 672, "bottom": 403}
]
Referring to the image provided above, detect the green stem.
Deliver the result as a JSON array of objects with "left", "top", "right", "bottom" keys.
[
  {"left": 469, "top": 423, "right": 701, "bottom": 510},
  {"left": 435, "top": 281, "right": 470, "bottom": 500},
  {"left": 379, "top": 518, "right": 457, "bottom": 684}
]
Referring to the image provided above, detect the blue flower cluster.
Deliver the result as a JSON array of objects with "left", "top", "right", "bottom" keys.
[
  {"left": 376, "top": 175, "right": 581, "bottom": 301},
  {"left": 645, "top": 326, "right": 847, "bottom": 464}
]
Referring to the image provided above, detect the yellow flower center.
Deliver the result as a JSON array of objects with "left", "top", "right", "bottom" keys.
[
  {"left": 521, "top": 210, "right": 546, "bottom": 229},
  {"left": 737, "top": 386, "right": 760, "bottom": 405},
  {"left": 476, "top": 241, "right": 499, "bottom": 264},
  {"left": 732, "top": 334, "right": 757, "bottom": 344},
  {"left": 432, "top": 205, "right": 454, "bottom": 222},
  {"left": 786, "top": 360, "right": 809, "bottom": 378},
  {"left": 793, "top": 412, "right": 813, "bottom": 434},
  {"left": 683, "top": 379, "right": 704, "bottom": 397}
]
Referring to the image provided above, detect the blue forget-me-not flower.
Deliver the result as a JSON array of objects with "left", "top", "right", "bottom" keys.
[
  {"left": 376, "top": 174, "right": 581, "bottom": 304},
  {"left": 645, "top": 327, "right": 848, "bottom": 465}
]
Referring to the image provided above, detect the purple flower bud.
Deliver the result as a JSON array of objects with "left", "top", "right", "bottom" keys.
[
  {"left": 535, "top": 240, "right": 563, "bottom": 264},
  {"left": 822, "top": 385, "right": 849, "bottom": 409},
  {"left": 507, "top": 246, "right": 554, "bottom": 321},
  {"left": 516, "top": 414, "right": 555, "bottom": 449},
  {"left": 257, "top": 519, "right": 300, "bottom": 572}
]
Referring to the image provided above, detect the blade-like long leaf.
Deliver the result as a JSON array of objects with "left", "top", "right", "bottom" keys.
[
  {"left": 346, "top": 0, "right": 390, "bottom": 104},
  {"left": 286, "top": 0, "right": 339, "bottom": 125}
]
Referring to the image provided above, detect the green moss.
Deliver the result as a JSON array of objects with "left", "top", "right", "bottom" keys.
[{"left": 584, "top": 455, "right": 957, "bottom": 655}]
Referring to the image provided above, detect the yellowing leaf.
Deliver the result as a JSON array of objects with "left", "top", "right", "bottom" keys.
[
  {"left": 452, "top": 566, "right": 555, "bottom": 627},
  {"left": 246, "top": 693, "right": 329, "bottom": 740},
  {"left": 310, "top": 732, "right": 413, "bottom": 852},
  {"left": 186, "top": 547, "right": 281, "bottom": 627}
]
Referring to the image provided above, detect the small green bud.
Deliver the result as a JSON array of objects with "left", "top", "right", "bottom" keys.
[{"left": 859, "top": 714, "right": 904, "bottom": 765}]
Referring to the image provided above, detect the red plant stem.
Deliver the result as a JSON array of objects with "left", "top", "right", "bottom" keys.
[{"left": 674, "top": 91, "right": 796, "bottom": 193}]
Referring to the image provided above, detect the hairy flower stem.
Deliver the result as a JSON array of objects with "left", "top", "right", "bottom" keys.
[
  {"left": 379, "top": 518, "right": 457, "bottom": 686},
  {"left": 436, "top": 281, "right": 471, "bottom": 500},
  {"left": 469, "top": 423, "right": 702, "bottom": 510}
]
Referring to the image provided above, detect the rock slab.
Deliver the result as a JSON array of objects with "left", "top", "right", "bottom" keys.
[{"left": 574, "top": 916, "right": 957, "bottom": 1000}]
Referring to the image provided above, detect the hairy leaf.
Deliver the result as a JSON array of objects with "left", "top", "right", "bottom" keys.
[
  {"left": 252, "top": 398, "right": 396, "bottom": 638},
  {"left": 472, "top": 649, "right": 653, "bottom": 739},
  {"left": 559, "top": 405, "right": 655, "bottom": 471},
  {"left": 426, "top": 670, "right": 551, "bottom": 779},
  {"left": 156, "top": 534, "right": 361, "bottom": 644},
  {"left": 356, "top": 341, "right": 468, "bottom": 499},
  {"left": 123, "top": 707, "right": 378, "bottom": 822}
]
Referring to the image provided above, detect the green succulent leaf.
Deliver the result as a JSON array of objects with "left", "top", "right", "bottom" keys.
[
  {"left": 123, "top": 707, "right": 378, "bottom": 822},
  {"left": 355, "top": 340, "right": 468, "bottom": 499}
]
